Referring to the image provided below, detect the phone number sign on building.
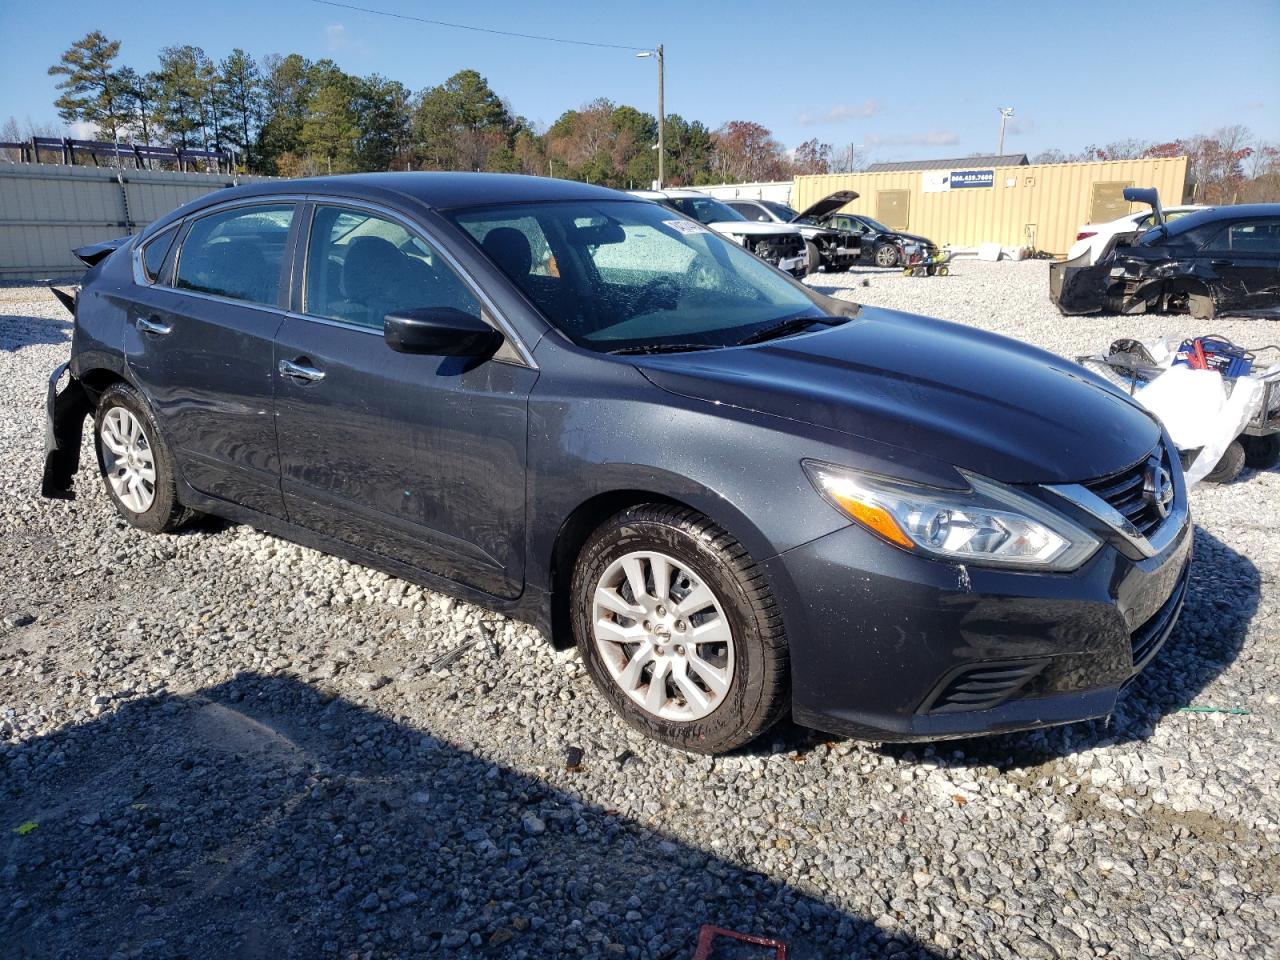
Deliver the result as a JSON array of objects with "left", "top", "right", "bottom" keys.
[{"left": 949, "top": 169, "right": 995, "bottom": 189}]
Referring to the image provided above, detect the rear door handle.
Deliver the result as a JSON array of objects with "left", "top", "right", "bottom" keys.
[
  {"left": 1210, "top": 260, "right": 1232, "bottom": 268},
  {"left": 278, "top": 358, "right": 326, "bottom": 383},
  {"left": 135, "top": 316, "right": 171, "bottom": 335}
]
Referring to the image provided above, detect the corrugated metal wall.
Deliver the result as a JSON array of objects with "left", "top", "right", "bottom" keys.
[
  {"left": 792, "top": 157, "right": 1189, "bottom": 255},
  {"left": 0, "top": 163, "right": 275, "bottom": 280}
]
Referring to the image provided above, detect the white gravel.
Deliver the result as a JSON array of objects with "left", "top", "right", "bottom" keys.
[{"left": 2, "top": 262, "right": 1278, "bottom": 959}]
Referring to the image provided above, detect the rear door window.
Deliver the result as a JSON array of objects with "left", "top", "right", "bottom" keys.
[
  {"left": 1225, "top": 220, "right": 1280, "bottom": 255},
  {"left": 174, "top": 204, "right": 294, "bottom": 307}
]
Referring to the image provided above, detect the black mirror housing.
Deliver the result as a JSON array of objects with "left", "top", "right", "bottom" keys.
[{"left": 384, "top": 307, "right": 503, "bottom": 357}]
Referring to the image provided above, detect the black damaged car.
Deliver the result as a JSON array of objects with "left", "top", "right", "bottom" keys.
[{"left": 1052, "top": 190, "right": 1280, "bottom": 319}]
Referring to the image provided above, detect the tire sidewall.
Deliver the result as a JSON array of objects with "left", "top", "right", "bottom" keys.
[
  {"left": 875, "top": 243, "right": 899, "bottom": 267},
  {"left": 94, "top": 384, "right": 182, "bottom": 533},
  {"left": 571, "top": 513, "right": 773, "bottom": 753}
]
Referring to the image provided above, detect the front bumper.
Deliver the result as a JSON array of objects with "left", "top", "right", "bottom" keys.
[
  {"left": 764, "top": 499, "right": 1193, "bottom": 742},
  {"left": 778, "top": 254, "right": 807, "bottom": 276}
]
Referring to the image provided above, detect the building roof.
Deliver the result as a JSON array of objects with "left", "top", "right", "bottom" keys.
[{"left": 865, "top": 154, "right": 1029, "bottom": 173}]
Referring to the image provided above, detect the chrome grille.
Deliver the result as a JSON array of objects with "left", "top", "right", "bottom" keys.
[{"left": 1082, "top": 444, "right": 1174, "bottom": 538}]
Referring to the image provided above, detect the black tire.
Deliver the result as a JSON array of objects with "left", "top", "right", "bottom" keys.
[
  {"left": 94, "top": 382, "right": 196, "bottom": 533},
  {"left": 1240, "top": 434, "right": 1280, "bottom": 470},
  {"left": 571, "top": 504, "right": 788, "bottom": 754},
  {"left": 1203, "top": 440, "right": 1246, "bottom": 484},
  {"left": 804, "top": 240, "right": 822, "bottom": 274},
  {"left": 874, "top": 243, "right": 899, "bottom": 268}
]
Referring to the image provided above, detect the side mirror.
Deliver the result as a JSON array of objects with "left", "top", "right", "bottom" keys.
[
  {"left": 384, "top": 307, "right": 503, "bottom": 357},
  {"left": 757, "top": 215, "right": 770, "bottom": 222}
]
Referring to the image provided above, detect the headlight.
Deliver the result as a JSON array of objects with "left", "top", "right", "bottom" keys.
[{"left": 803, "top": 460, "right": 1100, "bottom": 572}]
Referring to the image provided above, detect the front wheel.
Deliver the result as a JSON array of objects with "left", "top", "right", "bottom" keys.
[
  {"left": 805, "top": 240, "right": 822, "bottom": 274},
  {"left": 874, "top": 243, "right": 900, "bottom": 268},
  {"left": 571, "top": 505, "right": 789, "bottom": 754},
  {"left": 94, "top": 382, "right": 195, "bottom": 533}
]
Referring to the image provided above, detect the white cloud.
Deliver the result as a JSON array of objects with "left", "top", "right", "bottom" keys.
[
  {"left": 797, "top": 99, "right": 881, "bottom": 126},
  {"left": 325, "top": 23, "right": 369, "bottom": 55},
  {"left": 863, "top": 130, "right": 961, "bottom": 148}
]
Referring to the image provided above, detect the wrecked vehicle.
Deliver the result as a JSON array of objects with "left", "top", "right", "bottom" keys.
[
  {"left": 44, "top": 173, "right": 1191, "bottom": 753},
  {"left": 1052, "top": 189, "right": 1280, "bottom": 319},
  {"left": 818, "top": 211, "right": 940, "bottom": 269},
  {"left": 628, "top": 189, "right": 808, "bottom": 276},
  {"left": 723, "top": 192, "right": 861, "bottom": 273}
]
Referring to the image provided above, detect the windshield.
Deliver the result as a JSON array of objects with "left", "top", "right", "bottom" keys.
[
  {"left": 762, "top": 201, "right": 800, "bottom": 222},
  {"left": 450, "top": 200, "right": 827, "bottom": 353},
  {"left": 663, "top": 195, "right": 746, "bottom": 225},
  {"left": 858, "top": 216, "right": 892, "bottom": 233}
]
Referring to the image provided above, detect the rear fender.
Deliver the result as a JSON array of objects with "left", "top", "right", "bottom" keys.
[{"left": 1049, "top": 251, "right": 1108, "bottom": 315}]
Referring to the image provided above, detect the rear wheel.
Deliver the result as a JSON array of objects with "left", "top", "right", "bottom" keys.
[
  {"left": 571, "top": 505, "right": 788, "bottom": 754},
  {"left": 1204, "top": 440, "right": 1246, "bottom": 484},
  {"left": 874, "top": 243, "right": 900, "bottom": 268},
  {"left": 94, "top": 383, "right": 195, "bottom": 533}
]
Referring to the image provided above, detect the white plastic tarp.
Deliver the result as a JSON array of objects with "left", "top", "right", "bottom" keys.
[{"left": 1135, "top": 365, "right": 1265, "bottom": 486}]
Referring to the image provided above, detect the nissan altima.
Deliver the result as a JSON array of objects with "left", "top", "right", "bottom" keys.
[{"left": 42, "top": 173, "right": 1191, "bottom": 753}]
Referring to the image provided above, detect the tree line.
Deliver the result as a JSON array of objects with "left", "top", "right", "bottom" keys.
[
  {"left": 10, "top": 30, "right": 1278, "bottom": 202},
  {"left": 22, "top": 30, "right": 842, "bottom": 186},
  {"left": 1032, "top": 129, "right": 1279, "bottom": 205}
]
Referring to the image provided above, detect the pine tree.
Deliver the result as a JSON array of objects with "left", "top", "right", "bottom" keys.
[{"left": 48, "top": 31, "right": 125, "bottom": 141}]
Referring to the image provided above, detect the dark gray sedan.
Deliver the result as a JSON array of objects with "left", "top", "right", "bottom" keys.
[{"left": 43, "top": 173, "right": 1189, "bottom": 753}]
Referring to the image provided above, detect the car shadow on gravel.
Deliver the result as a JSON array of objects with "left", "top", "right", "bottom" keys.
[
  {"left": 872, "top": 526, "right": 1259, "bottom": 772},
  {"left": 1, "top": 673, "right": 946, "bottom": 960},
  {"left": 0, "top": 312, "right": 71, "bottom": 352}
]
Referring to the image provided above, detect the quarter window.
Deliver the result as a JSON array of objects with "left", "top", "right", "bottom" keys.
[
  {"left": 174, "top": 204, "right": 294, "bottom": 306},
  {"left": 140, "top": 226, "right": 178, "bottom": 283},
  {"left": 304, "top": 207, "right": 482, "bottom": 330}
]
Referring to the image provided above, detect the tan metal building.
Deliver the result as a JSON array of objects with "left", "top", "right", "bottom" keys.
[{"left": 792, "top": 157, "right": 1189, "bottom": 256}]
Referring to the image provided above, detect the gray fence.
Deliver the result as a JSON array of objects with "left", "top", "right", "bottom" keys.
[{"left": 0, "top": 162, "right": 275, "bottom": 281}]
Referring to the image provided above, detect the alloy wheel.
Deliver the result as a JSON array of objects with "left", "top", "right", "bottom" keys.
[
  {"left": 591, "top": 550, "right": 734, "bottom": 722},
  {"left": 99, "top": 406, "right": 156, "bottom": 513}
]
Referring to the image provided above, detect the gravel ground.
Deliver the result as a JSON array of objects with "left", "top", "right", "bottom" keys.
[{"left": 1, "top": 261, "right": 1278, "bottom": 960}]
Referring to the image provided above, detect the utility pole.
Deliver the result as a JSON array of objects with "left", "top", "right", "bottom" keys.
[
  {"left": 637, "top": 44, "right": 665, "bottom": 188},
  {"left": 997, "top": 106, "right": 1015, "bottom": 156}
]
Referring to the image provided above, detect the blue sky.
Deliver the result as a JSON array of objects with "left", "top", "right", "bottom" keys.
[{"left": 2, "top": 0, "right": 1277, "bottom": 160}]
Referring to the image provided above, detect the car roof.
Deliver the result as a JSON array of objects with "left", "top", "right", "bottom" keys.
[
  {"left": 1163, "top": 203, "right": 1280, "bottom": 235},
  {"left": 630, "top": 188, "right": 712, "bottom": 199},
  {"left": 191, "top": 172, "right": 634, "bottom": 213}
]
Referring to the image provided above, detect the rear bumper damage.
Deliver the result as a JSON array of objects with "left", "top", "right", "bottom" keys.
[{"left": 42, "top": 363, "right": 93, "bottom": 500}]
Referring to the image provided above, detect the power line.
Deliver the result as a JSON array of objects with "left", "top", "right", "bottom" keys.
[{"left": 307, "top": 0, "right": 650, "bottom": 52}]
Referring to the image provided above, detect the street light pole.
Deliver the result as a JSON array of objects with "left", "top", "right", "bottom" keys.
[
  {"left": 637, "top": 45, "right": 665, "bottom": 188},
  {"left": 997, "top": 106, "right": 1015, "bottom": 156}
]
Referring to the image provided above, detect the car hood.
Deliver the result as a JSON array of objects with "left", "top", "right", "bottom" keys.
[
  {"left": 709, "top": 221, "right": 802, "bottom": 236},
  {"left": 633, "top": 307, "right": 1159, "bottom": 484},
  {"left": 793, "top": 190, "right": 859, "bottom": 222}
]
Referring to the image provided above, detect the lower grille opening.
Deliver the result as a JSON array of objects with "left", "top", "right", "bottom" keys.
[{"left": 925, "top": 660, "right": 1048, "bottom": 714}]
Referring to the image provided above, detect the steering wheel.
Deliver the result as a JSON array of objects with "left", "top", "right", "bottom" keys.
[{"left": 631, "top": 276, "right": 680, "bottom": 316}]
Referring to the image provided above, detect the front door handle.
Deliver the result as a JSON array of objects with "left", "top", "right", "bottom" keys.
[
  {"left": 1210, "top": 260, "right": 1232, "bottom": 268},
  {"left": 135, "top": 316, "right": 171, "bottom": 336},
  {"left": 278, "top": 357, "right": 326, "bottom": 383}
]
